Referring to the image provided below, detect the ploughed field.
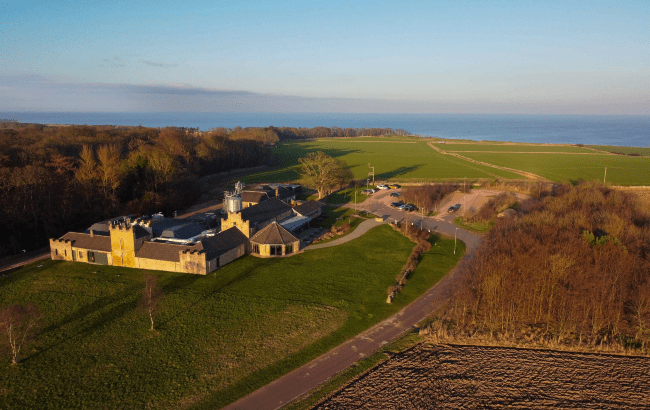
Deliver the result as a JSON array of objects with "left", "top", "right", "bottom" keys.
[{"left": 315, "top": 343, "right": 650, "bottom": 409}]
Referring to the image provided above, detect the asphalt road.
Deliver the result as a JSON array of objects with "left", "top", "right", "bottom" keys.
[{"left": 224, "top": 190, "right": 483, "bottom": 410}]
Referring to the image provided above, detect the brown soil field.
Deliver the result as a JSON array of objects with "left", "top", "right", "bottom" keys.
[
  {"left": 616, "top": 186, "right": 650, "bottom": 208},
  {"left": 314, "top": 343, "right": 650, "bottom": 409}
]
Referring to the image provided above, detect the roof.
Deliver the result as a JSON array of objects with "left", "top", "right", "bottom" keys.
[
  {"left": 275, "top": 186, "right": 295, "bottom": 201},
  {"left": 136, "top": 241, "right": 188, "bottom": 262},
  {"left": 239, "top": 197, "right": 292, "bottom": 224},
  {"left": 279, "top": 215, "right": 311, "bottom": 232},
  {"left": 59, "top": 232, "right": 112, "bottom": 252},
  {"left": 250, "top": 222, "right": 299, "bottom": 245},
  {"left": 241, "top": 190, "right": 271, "bottom": 204},
  {"left": 159, "top": 223, "right": 204, "bottom": 239},
  {"left": 196, "top": 227, "right": 248, "bottom": 259},
  {"left": 293, "top": 200, "right": 324, "bottom": 217},
  {"left": 150, "top": 219, "right": 203, "bottom": 238}
]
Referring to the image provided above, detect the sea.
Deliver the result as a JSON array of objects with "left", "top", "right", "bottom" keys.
[{"left": 1, "top": 112, "right": 648, "bottom": 147}]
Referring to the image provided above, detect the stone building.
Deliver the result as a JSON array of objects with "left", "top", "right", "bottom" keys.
[{"left": 50, "top": 185, "right": 323, "bottom": 275}]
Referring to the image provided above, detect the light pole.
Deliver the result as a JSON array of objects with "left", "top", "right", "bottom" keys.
[
  {"left": 604, "top": 167, "right": 607, "bottom": 184},
  {"left": 454, "top": 228, "right": 458, "bottom": 254}
]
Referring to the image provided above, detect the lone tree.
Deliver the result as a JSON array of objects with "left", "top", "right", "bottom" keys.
[
  {"left": 138, "top": 274, "right": 163, "bottom": 331},
  {"left": 0, "top": 304, "right": 40, "bottom": 365},
  {"left": 299, "top": 151, "right": 353, "bottom": 199}
]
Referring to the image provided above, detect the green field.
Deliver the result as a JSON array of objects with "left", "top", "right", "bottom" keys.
[
  {"left": 587, "top": 145, "right": 650, "bottom": 156},
  {"left": 438, "top": 143, "right": 596, "bottom": 153},
  {"left": 0, "top": 225, "right": 465, "bottom": 409},
  {"left": 244, "top": 138, "right": 523, "bottom": 183},
  {"left": 459, "top": 152, "right": 650, "bottom": 185}
]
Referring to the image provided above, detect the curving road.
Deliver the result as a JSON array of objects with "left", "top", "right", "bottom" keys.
[{"left": 224, "top": 190, "right": 484, "bottom": 410}]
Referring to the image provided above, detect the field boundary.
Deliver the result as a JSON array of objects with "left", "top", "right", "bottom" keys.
[{"left": 428, "top": 142, "right": 548, "bottom": 181}]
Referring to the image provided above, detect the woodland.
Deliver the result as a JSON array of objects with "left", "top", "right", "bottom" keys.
[
  {"left": 0, "top": 123, "right": 403, "bottom": 258},
  {"left": 445, "top": 182, "right": 650, "bottom": 350}
]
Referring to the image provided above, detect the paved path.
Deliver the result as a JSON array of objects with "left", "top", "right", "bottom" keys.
[
  {"left": 224, "top": 191, "right": 483, "bottom": 410},
  {"left": 305, "top": 219, "right": 382, "bottom": 249}
]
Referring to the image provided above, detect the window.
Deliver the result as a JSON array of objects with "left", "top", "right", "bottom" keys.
[
  {"left": 285, "top": 244, "right": 293, "bottom": 254},
  {"left": 270, "top": 245, "right": 282, "bottom": 256},
  {"left": 64, "top": 249, "right": 67, "bottom": 257},
  {"left": 87, "top": 251, "right": 95, "bottom": 263},
  {"left": 252, "top": 244, "right": 259, "bottom": 254}
]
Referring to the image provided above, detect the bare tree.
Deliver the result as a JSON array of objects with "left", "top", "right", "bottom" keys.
[
  {"left": 0, "top": 304, "right": 40, "bottom": 365},
  {"left": 138, "top": 275, "right": 163, "bottom": 331}
]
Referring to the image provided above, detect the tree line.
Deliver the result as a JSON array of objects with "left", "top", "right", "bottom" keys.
[
  {"left": 0, "top": 124, "right": 276, "bottom": 257},
  {"left": 0, "top": 123, "right": 408, "bottom": 257},
  {"left": 443, "top": 182, "right": 650, "bottom": 351}
]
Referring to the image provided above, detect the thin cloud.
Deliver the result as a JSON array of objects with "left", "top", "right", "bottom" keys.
[{"left": 142, "top": 60, "right": 178, "bottom": 68}]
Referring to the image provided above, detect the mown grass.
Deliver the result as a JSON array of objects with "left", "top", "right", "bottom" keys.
[
  {"left": 459, "top": 152, "right": 650, "bottom": 186},
  {"left": 326, "top": 187, "right": 371, "bottom": 204},
  {"left": 587, "top": 145, "right": 650, "bottom": 156},
  {"left": 454, "top": 217, "right": 494, "bottom": 233},
  {"left": 438, "top": 143, "right": 596, "bottom": 153},
  {"left": 243, "top": 138, "right": 524, "bottom": 183},
  {"left": 0, "top": 225, "right": 464, "bottom": 409}
]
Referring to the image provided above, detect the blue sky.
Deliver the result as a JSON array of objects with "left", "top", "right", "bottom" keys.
[{"left": 1, "top": 0, "right": 649, "bottom": 114}]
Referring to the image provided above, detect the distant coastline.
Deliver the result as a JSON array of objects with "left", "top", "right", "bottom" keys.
[{"left": 2, "top": 111, "right": 649, "bottom": 147}]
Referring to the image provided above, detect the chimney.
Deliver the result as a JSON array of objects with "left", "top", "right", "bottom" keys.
[{"left": 90, "top": 229, "right": 94, "bottom": 237}]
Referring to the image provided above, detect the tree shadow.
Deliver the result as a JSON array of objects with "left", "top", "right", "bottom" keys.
[{"left": 375, "top": 165, "right": 423, "bottom": 180}]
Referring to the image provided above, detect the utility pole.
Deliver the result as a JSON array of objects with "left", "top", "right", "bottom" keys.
[
  {"left": 454, "top": 228, "right": 458, "bottom": 254},
  {"left": 604, "top": 167, "right": 607, "bottom": 184},
  {"left": 368, "top": 163, "right": 375, "bottom": 185}
]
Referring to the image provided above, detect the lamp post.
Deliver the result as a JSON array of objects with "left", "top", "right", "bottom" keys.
[{"left": 454, "top": 228, "right": 458, "bottom": 254}]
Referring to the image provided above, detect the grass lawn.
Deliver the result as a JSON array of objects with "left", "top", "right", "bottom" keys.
[
  {"left": 0, "top": 225, "right": 464, "bottom": 409},
  {"left": 243, "top": 138, "right": 524, "bottom": 184},
  {"left": 587, "top": 145, "right": 650, "bottom": 156},
  {"left": 454, "top": 216, "right": 494, "bottom": 233},
  {"left": 458, "top": 152, "right": 650, "bottom": 186},
  {"left": 325, "top": 187, "right": 371, "bottom": 204},
  {"left": 437, "top": 143, "right": 596, "bottom": 153}
]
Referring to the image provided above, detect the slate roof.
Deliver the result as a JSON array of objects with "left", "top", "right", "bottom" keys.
[
  {"left": 239, "top": 197, "right": 292, "bottom": 224},
  {"left": 136, "top": 241, "right": 187, "bottom": 262},
  {"left": 194, "top": 227, "right": 248, "bottom": 259},
  {"left": 293, "top": 200, "right": 324, "bottom": 217},
  {"left": 241, "top": 190, "right": 271, "bottom": 204},
  {"left": 275, "top": 186, "right": 295, "bottom": 201},
  {"left": 250, "top": 222, "right": 299, "bottom": 245},
  {"left": 59, "top": 232, "right": 112, "bottom": 252}
]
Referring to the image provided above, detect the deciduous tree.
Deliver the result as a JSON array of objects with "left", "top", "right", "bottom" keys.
[
  {"left": 0, "top": 304, "right": 40, "bottom": 365},
  {"left": 138, "top": 274, "right": 163, "bottom": 331},
  {"left": 299, "top": 151, "right": 353, "bottom": 199}
]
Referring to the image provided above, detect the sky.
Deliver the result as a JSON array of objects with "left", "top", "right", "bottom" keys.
[{"left": 1, "top": 0, "right": 649, "bottom": 115}]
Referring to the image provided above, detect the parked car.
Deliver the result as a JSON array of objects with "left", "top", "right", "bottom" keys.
[
  {"left": 399, "top": 204, "right": 416, "bottom": 212},
  {"left": 390, "top": 192, "right": 401, "bottom": 197},
  {"left": 376, "top": 184, "right": 390, "bottom": 190},
  {"left": 448, "top": 204, "right": 461, "bottom": 213},
  {"left": 361, "top": 189, "right": 375, "bottom": 194},
  {"left": 390, "top": 201, "right": 403, "bottom": 208},
  {"left": 388, "top": 184, "right": 401, "bottom": 189}
]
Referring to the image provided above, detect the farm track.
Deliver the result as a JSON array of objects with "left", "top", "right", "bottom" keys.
[
  {"left": 428, "top": 142, "right": 548, "bottom": 181},
  {"left": 315, "top": 343, "right": 650, "bottom": 409}
]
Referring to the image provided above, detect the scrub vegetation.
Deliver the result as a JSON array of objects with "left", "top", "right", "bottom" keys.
[{"left": 436, "top": 182, "right": 650, "bottom": 352}]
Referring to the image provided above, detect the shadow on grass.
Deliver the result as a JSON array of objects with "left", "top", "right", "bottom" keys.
[{"left": 375, "top": 165, "right": 423, "bottom": 180}]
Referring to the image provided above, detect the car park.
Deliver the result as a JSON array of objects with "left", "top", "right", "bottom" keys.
[
  {"left": 390, "top": 192, "right": 401, "bottom": 197},
  {"left": 448, "top": 204, "right": 461, "bottom": 213},
  {"left": 376, "top": 184, "right": 390, "bottom": 190}
]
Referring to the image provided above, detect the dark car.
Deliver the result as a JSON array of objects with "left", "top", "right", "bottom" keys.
[
  {"left": 447, "top": 204, "right": 461, "bottom": 213},
  {"left": 389, "top": 192, "right": 401, "bottom": 197},
  {"left": 390, "top": 201, "right": 403, "bottom": 208}
]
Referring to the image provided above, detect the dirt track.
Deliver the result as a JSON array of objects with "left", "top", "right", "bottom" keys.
[{"left": 315, "top": 343, "right": 650, "bottom": 409}]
